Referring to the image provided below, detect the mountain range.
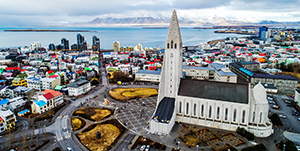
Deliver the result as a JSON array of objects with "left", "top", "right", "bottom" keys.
[{"left": 75, "top": 16, "right": 300, "bottom": 26}]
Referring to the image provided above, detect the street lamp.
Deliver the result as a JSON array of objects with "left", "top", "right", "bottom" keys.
[
  {"left": 283, "top": 143, "right": 286, "bottom": 151},
  {"left": 196, "top": 145, "right": 199, "bottom": 151},
  {"left": 177, "top": 141, "right": 180, "bottom": 149}
]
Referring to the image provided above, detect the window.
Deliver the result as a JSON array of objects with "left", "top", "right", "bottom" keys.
[
  {"left": 175, "top": 43, "right": 177, "bottom": 49},
  {"left": 170, "top": 85, "right": 172, "bottom": 87},
  {"left": 233, "top": 109, "right": 236, "bottom": 122},
  {"left": 217, "top": 107, "right": 220, "bottom": 119},
  {"left": 167, "top": 43, "right": 169, "bottom": 49},
  {"left": 252, "top": 111, "right": 255, "bottom": 122},
  {"left": 225, "top": 108, "right": 228, "bottom": 120},
  {"left": 242, "top": 110, "right": 245, "bottom": 123},
  {"left": 186, "top": 103, "right": 189, "bottom": 114},
  {"left": 259, "top": 112, "right": 262, "bottom": 123},
  {"left": 179, "top": 102, "right": 182, "bottom": 113},
  {"left": 209, "top": 106, "right": 212, "bottom": 118},
  {"left": 171, "top": 40, "right": 174, "bottom": 49},
  {"left": 201, "top": 105, "right": 204, "bottom": 117},
  {"left": 194, "top": 104, "right": 197, "bottom": 116}
]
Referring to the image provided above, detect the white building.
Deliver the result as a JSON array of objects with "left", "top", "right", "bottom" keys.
[
  {"left": 210, "top": 62, "right": 237, "bottom": 83},
  {"left": 135, "top": 70, "right": 161, "bottom": 83},
  {"left": 149, "top": 10, "right": 273, "bottom": 137},
  {"left": 27, "top": 77, "right": 41, "bottom": 90},
  {"left": 0, "top": 108, "right": 16, "bottom": 130},
  {"left": 31, "top": 100, "right": 48, "bottom": 114},
  {"left": 68, "top": 79, "right": 91, "bottom": 97},
  {"left": 40, "top": 76, "right": 61, "bottom": 90}
]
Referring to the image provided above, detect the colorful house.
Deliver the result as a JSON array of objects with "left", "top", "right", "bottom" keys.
[
  {"left": 31, "top": 100, "right": 48, "bottom": 114},
  {"left": 0, "top": 116, "right": 5, "bottom": 132},
  {"left": 12, "top": 78, "right": 27, "bottom": 87},
  {"left": 42, "top": 89, "right": 64, "bottom": 106},
  {"left": 0, "top": 109, "right": 16, "bottom": 130}
]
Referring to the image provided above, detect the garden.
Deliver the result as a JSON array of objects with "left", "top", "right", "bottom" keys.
[
  {"left": 109, "top": 88, "right": 158, "bottom": 101},
  {"left": 71, "top": 117, "right": 86, "bottom": 131},
  {"left": 76, "top": 119, "right": 126, "bottom": 151},
  {"left": 73, "top": 107, "right": 112, "bottom": 121}
]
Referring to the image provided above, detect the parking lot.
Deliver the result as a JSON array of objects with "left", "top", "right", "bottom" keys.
[{"left": 268, "top": 94, "right": 300, "bottom": 133}]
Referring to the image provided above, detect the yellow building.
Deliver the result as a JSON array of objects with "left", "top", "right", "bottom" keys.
[
  {"left": 12, "top": 78, "right": 27, "bottom": 87},
  {"left": 113, "top": 41, "right": 120, "bottom": 52},
  {"left": 0, "top": 109, "right": 16, "bottom": 130},
  {"left": 128, "top": 46, "right": 133, "bottom": 51}
]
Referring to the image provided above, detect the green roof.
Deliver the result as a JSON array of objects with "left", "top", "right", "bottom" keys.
[{"left": 55, "top": 85, "right": 63, "bottom": 90}]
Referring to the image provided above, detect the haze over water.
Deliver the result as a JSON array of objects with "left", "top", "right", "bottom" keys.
[{"left": 0, "top": 27, "right": 240, "bottom": 49}]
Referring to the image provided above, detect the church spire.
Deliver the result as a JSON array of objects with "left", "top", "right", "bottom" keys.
[{"left": 166, "top": 10, "right": 182, "bottom": 48}]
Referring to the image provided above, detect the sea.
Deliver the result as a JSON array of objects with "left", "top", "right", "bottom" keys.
[{"left": 0, "top": 27, "right": 241, "bottom": 49}]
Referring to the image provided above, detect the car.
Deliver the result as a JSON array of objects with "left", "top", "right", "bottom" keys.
[
  {"left": 284, "top": 100, "right": 292, "bottom": 104},
  {"left": 62, "top": 127, "right": 67, "bottom": 132},
  {"left": 267, "top": 97, "right": 273, "bottom": 100},
  {"left": 268, "top": 100, "right": 275, "bottom": 104},
  {"left": 278, "top": 114, "right": 287, "bottom": 118},
  {"left": 66, "top": 147, "right": 73, "bottom": 151},
  {"left": 140, "top": 145, "right": 146, "bottom": 151},
  {"left": 145, "top": 145, "right": 150, "bottom": 151},
  {"left": 272, "top": 105, "right": 279, "bottom": 109},
  {"left": 287, "top": 104, "right": 293, "bottom": 107},
  {"left": 298, "top": 118, "right": 300, "bottom": 121}
]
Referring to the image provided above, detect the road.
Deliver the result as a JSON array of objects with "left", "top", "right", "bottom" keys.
[{"left": 44, "top": 58, "right": 109, "bottom": 151}]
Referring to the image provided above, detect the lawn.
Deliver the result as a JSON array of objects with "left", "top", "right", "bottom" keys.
[
  {"left": 109, "top": 88, "right": 158, "bottom": 101},
  {"left": 77, "top": 124, "right": 121, "bottom": 151},
  {"left": 72, "top": 117, "right": 86, "bottom": 131},
  {"left": 73, "top": 107, "right": 112, "bottom": 121}
]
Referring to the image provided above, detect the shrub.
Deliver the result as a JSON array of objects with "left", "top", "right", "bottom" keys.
[
  {"left": 269, "top": 113, "right": 283, "bottom": 126},
  {"left": 277, "top": 140, "right": 297, "bottom": 151},
  {"left": 242, "top": 144, "right": 266, "bottom": 151},
  {"left": 236, "top": 127, "right": 254, "bottom": 141}
]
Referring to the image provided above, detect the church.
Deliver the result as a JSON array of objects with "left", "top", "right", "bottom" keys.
[{"left": 149, "top": 10, "right": 273, "bottom": 137}]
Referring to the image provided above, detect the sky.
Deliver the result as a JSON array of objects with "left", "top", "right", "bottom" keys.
[{"left": 0, "top": 0, "right": 300, "bottom": 26}]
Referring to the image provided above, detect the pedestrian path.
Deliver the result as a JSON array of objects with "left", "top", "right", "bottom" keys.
[{"left": 283, "top": 131, "right": 300, "bottom": 144}]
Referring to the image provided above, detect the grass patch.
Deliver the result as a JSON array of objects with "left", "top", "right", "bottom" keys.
[
  {"left": 72, "top": 117, "right": 86, "bottom": 131},
  {"left": 77, "top": 123, "right": 121, "bottom": 151},
  {"left": 74, "top": 107, "right": 112, "bottom": 122},
  {"left": 109, "top": 88, "right": 158, "bottom": 101}
]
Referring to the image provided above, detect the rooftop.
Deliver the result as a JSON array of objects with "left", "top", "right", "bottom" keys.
[
  {"left": 34, "top": 100, "right": 47, "bottom": 107},
  {"left": 183, "top": 65, "right": 214, "bottom": 70},
  {"left": 136, "top": 70, "right": 161, "bottom": 75},
  {"left": 178, "top": 79, "right": 249, "bottom": 104},
  {"left": 0, "top": 98, "right": 9, "bottom": 106},
  {"left": 42, "top": 92, "right": 54, "bottom": 100}
]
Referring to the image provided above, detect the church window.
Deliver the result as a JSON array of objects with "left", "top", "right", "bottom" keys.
[
  {"left": 225, "top": 108, "right": 228, "bottom": 120},
  {"left": 242, "top": 110, "right": 245, "bottom": 123},
  {"left": 175, "top": 43, "right": 177, "bottom": 49},
  {"left": 194, "top": 104, "right": 197, "bottom": 116},
  {"left": 252, "top": 111, "right": 255, "bottom": 122},
  {"left": 201, "top": 105, "right": 204, "bottom": 117},
  {"left": 259, "top": 112, "right": 262, "bottom": 123},
  {"left": 179, "top": 102, "right": 182, "bottom": 113},
  {"left": 170, "top": 85, "right": 172, "bottom": 87},
  {"left": 233, "top": 109, "right": 237, "bottom": 122},
  {"left": 217, "top": 107, "right": 220, "bottom": 119},
  {"left": 171, "top": 40, "right": 174, "bottom": 49},
  {"left": 167, "top": 43, "right": 169, "bottom": 49},
  {"left": 170, "top": 91, "right": 172, "bottom": 93},
  {"left": 209, "top": 106, "right": 212, "bottom": 118},
  {"left": 186, "top": 103, "right": 189, "bottom": 114}
]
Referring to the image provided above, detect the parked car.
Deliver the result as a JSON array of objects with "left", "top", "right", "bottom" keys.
[
  {"left": 140, "top": 145, "right": 146, "bottom": 151},
  {"left": 62, "top": 127, "right": 68, "bottom": 132},
  {"left": 272, "top": 105, "right": 279, "bottom": 109},
  {"left": 278, "top": 114, "right": 287, "bottom": 119},
  {"left": 298, "top": 118, "right": 300, "bottom": 121},
  {"left": 267, "top": 97, "right": 273, "bottom": 100},
  {"left": 284, "top": 100, "right": 292, "bottom": 104},
  {"left": 67, "top": 147, "right": 73, "bottom": 151},
  {"left": 287, "top": 104, "right": 293, "bottom": 107},
  {"left": 268, "top": 100, "right": 275, "bottom": 104},
  {"left": 145, "top": 145, "right": 150, "bottom": 151}
]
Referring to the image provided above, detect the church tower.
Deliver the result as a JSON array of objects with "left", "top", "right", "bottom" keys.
[
  {"left": 149, "top": 10, "right": 182, "bottom": 134},
  {"left": 157, "top": 10, "right": 183, "bottom": 102}
]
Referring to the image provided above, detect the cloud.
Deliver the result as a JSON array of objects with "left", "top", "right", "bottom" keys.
[{"left": 0, "top": 0, "right": 300, "bottom": 26}]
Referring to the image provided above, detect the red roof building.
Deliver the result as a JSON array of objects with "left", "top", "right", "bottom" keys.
[
  {"left": 5, "top": 67, "right": 20, "bottom": 70},
  {"left": 42, "top": 92, "right": 54, "bottom": 100}
]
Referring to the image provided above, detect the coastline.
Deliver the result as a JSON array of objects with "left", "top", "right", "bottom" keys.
[{"left": 4, "top": 29, "right": 96, "bottom": 32}]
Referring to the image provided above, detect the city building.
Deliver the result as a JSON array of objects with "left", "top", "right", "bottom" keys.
[
  {"left": 31, "top": 100, "right": 48, "bottom": 114},
  {"left": 295, "top": 89, "right": 300, "bottom": 108},
  {"left": 12, "top": 77, "right": 27, "bottom": 87},
  {"left": 27, "top": 77, "right": 41, "bottom": 90},
  {"left": 49, "top": 43, "right": 55, "bottom": 51},
  {"left": 135, "top": 70, "right": 161, "bottom": 83},
  {"left": 113, "top": 41, "right": 120, "bottom": 52},
  {"left": 149, "top": 10, "right": 273, "bottom": 137},
  {"left": 92, "top": 36, "right": 100, "bottom": 51},
  {"left": 68, "top": 79, "right": 91, "bottom": 97},
  {"left": 38, "top": 92, "right": 55, "bottom": 109},
  {"left": 77, "top": 34, "right": 85, "bottom": 50},
  {"left": 229, "top": 62, "right": 297, "bottom": 94},
  {"left": 182, "top": 66, "right": 215, "bottom": 81},
  {"left": 210, "top": 62, "right": 237, "bottom": 83},
  {"left": 40, "top": 76, "right": 61, "bottom": 90},
  {"left": 0, "top": 116, "right": 5, "bottom": 132},
  {"left": 42, "top": 89, "right": 64, "bottom": 106},
  {"left": 61, "top": 38, "right": 69, "bottom": 50},
  {"left": 0, "top": 108, "right": 16, "bottom": 130}
]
